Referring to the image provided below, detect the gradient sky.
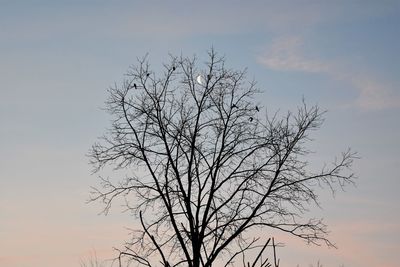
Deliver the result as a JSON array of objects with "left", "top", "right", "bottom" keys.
[{"left": 1, "top": 1, "right": 399, "bottom": 267}]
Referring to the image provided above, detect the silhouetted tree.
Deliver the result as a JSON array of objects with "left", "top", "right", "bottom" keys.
[
  {"left": 89, "top": 50, "right": 356, "bottom": 267},
  {"left": 80, "top": 250, "right": 107, "bottom": 267}
]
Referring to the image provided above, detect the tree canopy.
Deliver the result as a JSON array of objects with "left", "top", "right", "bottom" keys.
[{"left": 89, "top": 50, "right": 356, "bottom": 267}]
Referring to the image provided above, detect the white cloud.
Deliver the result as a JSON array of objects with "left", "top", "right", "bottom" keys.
[
  {"left": 258, "top": 36, "right": 400, "bottom": 110},
  {"left": 258, "top": 36, "right": 329, "bottom": 73},
  {"left": 348, "top": 75, "right": 400, "bottom": 110}
]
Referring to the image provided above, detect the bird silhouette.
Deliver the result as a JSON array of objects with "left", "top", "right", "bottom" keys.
[
  {"left": 172, "top": 66, "right": 176, "bottom": 71},
  {"left": 146, "top": 73, "right": 150, "bottom": 77},
  {"left": 255, "top": 106, "right": 259, "bottom": 112},
  {"left": 133, "top": 83, "right": 137, "bottom": 89},
  {"left": 249, "top": 117, "right": 253, "bottom": 122}
]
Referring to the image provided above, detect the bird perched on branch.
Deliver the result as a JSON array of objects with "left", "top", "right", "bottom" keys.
[{"left": 255, "top": 106, "right": 259, "bottom": 112}]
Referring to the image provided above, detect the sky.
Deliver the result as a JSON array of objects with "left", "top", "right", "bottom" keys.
[{"left": 1, "top": 1, "right": 399, "bottom": 266}]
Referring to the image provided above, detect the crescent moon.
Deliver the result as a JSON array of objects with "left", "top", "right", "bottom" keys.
[{"left": 196, "top": 75, "right": 203, "bottom": 85}]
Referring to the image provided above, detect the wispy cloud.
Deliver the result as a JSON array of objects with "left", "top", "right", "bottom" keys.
[
  {"left": 258, "top": 36, "right": 400, "bottom": 110},
  {"left": 349, "top": 75, "right": 400, "bottom": 110},
  {"left": 258, "top": 36, "right": 329, "bottom": 73}
]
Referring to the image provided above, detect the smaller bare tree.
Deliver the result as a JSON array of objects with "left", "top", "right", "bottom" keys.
[
  {"left": 89, "top": 49, "right": 356, "bottom": 267},
  {"left": 80, "top": 250, "right": 107, "bottom": 267}
]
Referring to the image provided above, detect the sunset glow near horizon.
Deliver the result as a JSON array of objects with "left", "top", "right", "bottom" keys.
[{"left": 1, "top": 1, "right": 400, "bottom": 267}]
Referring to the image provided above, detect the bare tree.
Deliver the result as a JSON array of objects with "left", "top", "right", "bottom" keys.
[
  {"left": 89, "top": 50, "right": 356, "bottom": 267},
  {"left": 80, "top": 250, "right": 107, "bottom": 267}
]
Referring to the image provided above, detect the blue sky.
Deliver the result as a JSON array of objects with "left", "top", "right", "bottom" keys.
[{"left": 1, "top": 1, "right": 399, "bottom": 267}]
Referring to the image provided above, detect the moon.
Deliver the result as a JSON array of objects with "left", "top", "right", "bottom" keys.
[{"left": 196, "top": 75, "right": 204, "bottom": 85}]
